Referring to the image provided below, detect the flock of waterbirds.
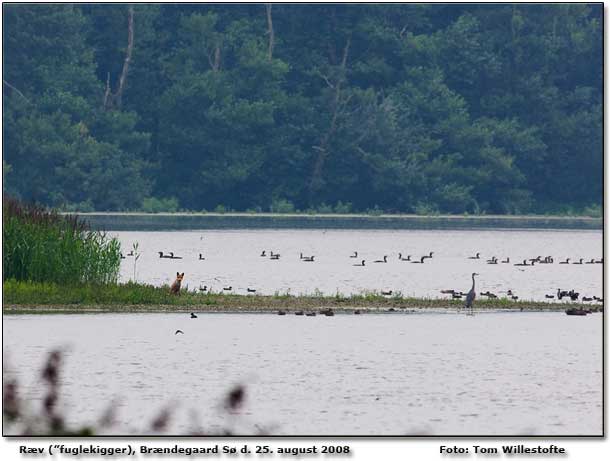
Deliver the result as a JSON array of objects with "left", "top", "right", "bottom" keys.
[
  {"left": 121, "top": 248, "right": 603, "bottom": 268},
  {"left": 466, "top": 252, "right": 603, "bottom": 266},
  {"left": 175, "top": 306, "right": 349, "bottom": 335}
]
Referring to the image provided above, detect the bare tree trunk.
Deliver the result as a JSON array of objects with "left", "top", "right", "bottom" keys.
[
  {"left": 104, "top": 5, "right": 134, "bottom": 110},
  {"left": 265, "top": 4, "right": 275, "bottom": 61},
  {"left": 114, "top": 5, "right": 134, "bottom": 108},
  {"left": 309, "top": 36, "right": 351, "bottom": 199},
  {"left": 206, "top": 43, "right": 221, "bottom": 72},
  {"left": 3, "top": 80, "right": 30, "bottom": 104},
  {"left": 509, "top": 4, "right": 518, "bottom": 95},
  {"left": 213, "top": 45, "right": 221, "bottom": 71},
  {"left": 103, "top": 72, "right": 111, "bottom": 108}
]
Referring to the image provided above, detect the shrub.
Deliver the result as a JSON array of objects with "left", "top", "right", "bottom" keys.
[
  {"left": 141, "top": 197, "right": 179, "bottom": 213},
  {"left": 333, "top": 201, "right": 353, "bottom": 214},
  {"left": 315, "top": 203, "right": 334, "bottom": 213},
  {"left": 583, "top": 203, "right": 602, "bottom": 218},
  {"left": 62, "top": 200, "right": 95, "bottom": 213},
  {"left": 269, "top": 198, "right": 295, "bottom": 213}
]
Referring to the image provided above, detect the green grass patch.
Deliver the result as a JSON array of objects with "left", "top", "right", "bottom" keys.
[{"left": 3, "top": 280, "right": 598, "bottom": 313}]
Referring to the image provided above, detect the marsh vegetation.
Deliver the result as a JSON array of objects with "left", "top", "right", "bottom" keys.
[{"left": 2, "top": 198, "right": 121, "bottom": 284}]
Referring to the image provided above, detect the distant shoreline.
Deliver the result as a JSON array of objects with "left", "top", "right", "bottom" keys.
[{"left": 67, "top": 212, "right": 602, "bottom": 231}]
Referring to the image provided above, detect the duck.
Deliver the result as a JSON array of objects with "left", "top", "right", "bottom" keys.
[
  {"left": 127, "top": 250, "right": 134, "bottom": 256},
  {"left": 423, "top": 251, "right": 434, "bottom": 259},
  {"left": 198, "top": 285, "right": 208, "bottom": 292},
  {"left": 582, "top": 296, "right": 593, "bottom": 302},
  {"left": 572, "top": 258, "right": 584, "bottom": 265},
  {"left": 299, "top": 252, "right": 304, "bottom": 260},
  {"left": 373, "top": 255, "right": 388, "bottom": 263},
  {"left": 350, "top": 251, "right": 358, "bottom": 258},
  {"left": 398, "top": 253, "right": 411, "bottom": 261},
  {"left": 353, "top": 260, "right": 365, "bottom": 266},
  {"left": 198, "top": 253, "right": 205, "bottom": 260},
  {"left": 440, "top": 289, "right": 457, "bottom": 295},
  {"left": 568, "top": 290, "right": 579, "bottom": 300},
  {"left": 486, "top": 257, "right": 498, "bottom": 264},
  {"left": 302, "top": 256, "right": 315, "bottom": 262},
  {"left": 277, "top": 310, "right": 286, "bottom": 316},
  {"left": 247, "top": 288, "right": 256, "bottom": 293},
  {"left": 223, "top": 286, "right": 232, "bottom": 291},
  {"left": 260, "top": 250, "right": 266, "bottom": 257},
  {"left": 354, "top": 310, "right": 361, "bottom": 315},
  {"left": 270, "top": 254, "right": 280, "bottom": 260},
  {"left": 557, "top": 289, "right": 569, "bottom": 300},
  {"left": 411, "top": 256, "right": 426, "bottom": 264},
  {"left": 305, "top": 312, "right": 316, "bottom": 317},
  {"left": 169, "top": 252, "right": 182, "bottom": 260},
  {"left": 565, "top": 308, "right": 588, "bottom": 316},
  {"left": 585, "top": 259, "right": 596, "bottom": 264},
  {"left": 120, "top": 253, "right": 126, "bottom": 259},
  {"left": 501, "top": 257, "right": 510, "bottom": 263},
  {"left": 559, "top": 258, "right": 570, "bottom": 264},
  {"left": 158, "top": 251, "right": 166, "bottom": 258},
  {"left": 295, "top": 310, "right": 304, "bottom": 316},
  {"left": 545, "top": 294, "right": 555, "bottom": 299},
  {"left": 514, "top": 259, "right": 529, "bottom": 266},
  {"left": 190, "top": 313, "right": 198, "bottom": 319},
  {"left": 468, "top": 253, "right": 481, "bottom": 259},
  {"left": 381, "top": 290, "right": 393, "bottom": 296}
]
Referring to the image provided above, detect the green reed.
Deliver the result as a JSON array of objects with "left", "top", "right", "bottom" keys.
[{"left": 3, "top": 197, "right": 121, "bottom": 284}]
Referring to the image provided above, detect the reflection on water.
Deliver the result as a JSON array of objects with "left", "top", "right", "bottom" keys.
[
  {"left": 3, "top": 312, "right": 602, "bottom": 435},
  {"left": 114, "top": 229, "right": 602, "bottom": 302}
]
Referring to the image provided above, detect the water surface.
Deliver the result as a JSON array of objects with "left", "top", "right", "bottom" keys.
[{"left": 3, "top": 312, "right": 602, "bottom": 435}]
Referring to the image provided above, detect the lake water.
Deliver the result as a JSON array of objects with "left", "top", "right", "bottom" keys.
[
  {"left": 3, "top": 311, "right": 602, "bottom": 435},
  {"left": 114, "top": 229, "right": 602, "bottom": 302}
]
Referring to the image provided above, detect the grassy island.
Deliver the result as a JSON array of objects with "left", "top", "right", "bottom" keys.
[{"left": 3, "top": 280, "right": 601, "bottom": 315}]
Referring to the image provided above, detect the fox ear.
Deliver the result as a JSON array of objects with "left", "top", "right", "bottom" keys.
[
  {"left": 181, "top": 272, "right": 185, "bottom": 277},
  {"left": 176, "top": 272, "right": 179, "bottom": 277}
]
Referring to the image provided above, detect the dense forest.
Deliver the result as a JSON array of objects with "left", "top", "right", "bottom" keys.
[{"left": 2, "top": 3, "right": 603, "bottom": 215}]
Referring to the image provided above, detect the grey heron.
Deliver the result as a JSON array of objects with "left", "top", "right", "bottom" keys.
[{"left": 464, "top": 273, "right": 479, "bottom": 314}]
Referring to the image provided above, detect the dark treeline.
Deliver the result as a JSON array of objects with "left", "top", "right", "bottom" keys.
[{"left": 2, "top": 3, "right": 602, "bottom": 214}]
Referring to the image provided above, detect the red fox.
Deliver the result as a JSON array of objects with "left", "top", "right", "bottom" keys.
[{"left": 170, "top": 272, "right": 185, "bottom": 295}]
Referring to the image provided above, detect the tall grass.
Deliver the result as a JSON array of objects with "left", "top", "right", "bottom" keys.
[{"left": 3, "top": 197, "right": 121, "bottom": 284}]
